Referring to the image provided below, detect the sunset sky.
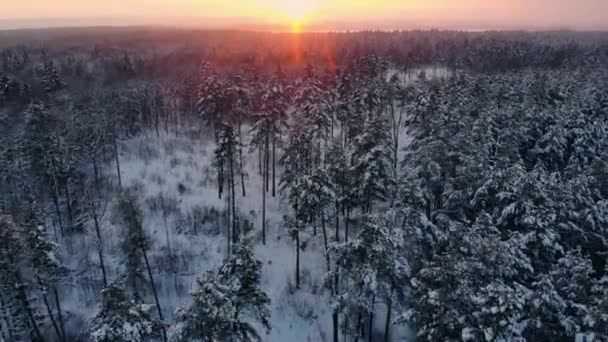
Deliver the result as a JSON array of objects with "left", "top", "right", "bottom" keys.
[{"left": 2, "top": 0, "right": 607, "bottom": 30}]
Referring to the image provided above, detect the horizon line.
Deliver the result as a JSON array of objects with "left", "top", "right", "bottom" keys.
[{"left": 1, "top": 16, "right": 608, "bottom": 33}]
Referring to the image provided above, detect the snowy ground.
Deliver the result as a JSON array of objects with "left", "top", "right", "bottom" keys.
[{"left": 55, "top": 126, "right": 335, "bottom": 341}]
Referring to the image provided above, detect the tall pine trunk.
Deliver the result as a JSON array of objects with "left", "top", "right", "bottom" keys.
[
  {"left": 142, "top": 250, "right": 167, "bottom": 342},
  {"left": 41, "top": 291, "right": 63, "bottom": 342},
  {"left": 113, "top": 137, "right": 122, "bottom": 189},
  {"left": 91, "top": 198, "right": 107, "bottom": 287},
  {"left": 50, "top": 181, "right": 63, "bottom": 236},
  {"left": 262, "top": 146, "right": 267, "bottom": 245},
  {"left": 265, "top": 134, "right": 270, "bottom": 193},
  {"left": 53, "top": 288, "right": 66, "bottom": 342},
  {"left": 295, "top": 227, "right": 300, "bottom": 289},
  {"left": 218, "top": 160, "right": 224, "bottom": 200},
  {"left": 335, "top": 201, "right": 340, "bottom": 243},
  {"left": 272, "top": 134, "right": 276, "bottom": 197},
  {"left": 368, "top": 298, "right": 375, "bottom": 342},
  {"left": 238, "top": 124, "right": 246, "bottom": 197},
  {"left": 228, "top": 143, "right": 238, "bottom": 244},
  {"left": 384, "top": 297, "right": 392, "bottom": 342},
  {"left": 14, "top": 271, "right": 44, "bottom": 342},
  {"left": 63, "top": 182, "right": 73, "bottom": 229}
]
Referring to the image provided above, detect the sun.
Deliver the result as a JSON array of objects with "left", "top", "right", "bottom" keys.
[
  {"left": 259, "top": 0, "right": 315, "bottom": 32},
  {"left": 283, "top": 1, "right": 311, "bottom": 22}
]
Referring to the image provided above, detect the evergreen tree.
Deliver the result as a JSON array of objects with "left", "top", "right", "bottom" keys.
[
  {"left": 90, "top": 284, "right": 163, "bottom": 342},
  {"left": 327, "top": 213, "right": 409, "bottom": 341},
  {"left": 116, "top": 190, "right": 167, "bottom": 341},
  {"left": 172, "top": 242, "right": 271, "bottom": 342}
]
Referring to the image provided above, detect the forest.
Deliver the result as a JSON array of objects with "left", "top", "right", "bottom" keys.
[{"left": 1, "top": 28, "right": 608, "bottom": 342}]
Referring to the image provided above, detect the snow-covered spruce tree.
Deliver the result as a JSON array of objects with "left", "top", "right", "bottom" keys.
[
  {"left": 197, "top": 62, "right": 229, "bottom": 199},
  {"left": 327, "top": 212, "right": 409, "bottom": 342},
  {"left": 22, "top": 200, "right": 69, "bottom": 342},
  {"left": 90, "top": 284, "right": 163, "bottom": 342},
  {"left": 351, "top": 114, "right": 394, "bottom": 213},
  {"left": 400, "top": 211, "right": 535, "bottom": 341},
  {"left": 116, "top": 190, "right": 167, "bottom": 341},
  {"left": 215, "top": 122, "right": 243, "bottom": 251},
  {"left": 250, "top": 78, "right": 289, "bottom": 244},
  {"left": 171, "top": 242, "right": 271, "bottom": 342},
  {"left": 0, "top": 215, "right": 44, "bottom": 342},
  {"left": 42, "top": 60, "right": 63, "bottom": 94}
]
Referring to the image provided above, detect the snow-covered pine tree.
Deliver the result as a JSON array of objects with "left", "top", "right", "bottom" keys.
[
  {"left": 172, "top": 242, "right": 271, "bottom": 342},
  {"left": 116, "top": 190, "right": 167, "bottom": 341},
  {"left": 351, "top": 114, "right": 394, "bottom": 213},
  {"left": 327, "top": 212, "right": 409, "bottom": 342},
  {"left": 90, "top": 284, "right": 163, "bottom": 342},
  {"left": 0, "top": 215, "right": 44, "bottom": 342},
  {"left": 42, "top": 60, "right": 63, "bottom": 94},
  {"left": 215, "top": 122, "right": 242, "bottom": 251},
  {"left": 22, "top": 199, "right": 69, "bottom": 342}
]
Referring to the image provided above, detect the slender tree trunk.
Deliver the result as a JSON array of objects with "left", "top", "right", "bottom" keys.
[
  {"left": 91, "top": 199, "right": 107, "bottom": 287},
  {"left": 142, "top": 250, "right": 167, "bottom": 342},
  {"left": 295, "top": 227, "right": 300, "bottom": 289},
  {"left": 0, "top": 295, "right": 15, "bottom": 342},
  {"left": 238, "top": 123, "right": 246, "bottom": 197},
  {"left": 345, "top": 207, "right": 350, "bottom": 242},
  {"left": 92, "top": 154, "right": 101, "bottom": 197},
  {"left": 262, "top": 147, "right": 267, "bottom": 245},
  {"left": 368, "top": 301, "right": 374, "bottom": 342},
  {"left": 265, "top": 134, "right": 270, "bottom": 193},
  {"left": 228, "top": 144, "right": 238, "bottom": 244},
  {"left": 335, "top": 201, "right": 340, "bottom": 243},
  {"left": 218, "top": 160, "right": 224, "bottom": 200},
  {"left": 14, "top": 272, "right": 44, "bottom": 342},
  {"left": 354, "top": 312, "right": 363, "bottom": 342},
  {"left": 321, "top": 213, "right": 330, "bottom": 272},
  {"left": 53, "top": 288, "right": 66, "bottom": 342},
  {"left": 50, "top": 181, "right": 63, "bottom": 236},
  {"left": 63, "top": 181, "right": 73, "bottom": 228},
  {"left": 259, "top": 147, "right": 263, "bottom": 176},
  {"left": 41, "top": 292, "right": 63, "bottom": 342},
  {"left": 384, "top": 298, "right": 392, "bottom": 342},
  {"left": 113, "top": 137, "right": 122, "bottom": 189},
  {"left": 272, "top": 134, "right": 276, "bottom": 197}
]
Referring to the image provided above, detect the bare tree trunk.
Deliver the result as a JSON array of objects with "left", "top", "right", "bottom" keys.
[
  {"left": 14, "top": 271, "right": 44, "bottom": 342},
  {"left": 113, "top": 137, "right": 122, "bottom": 189},
  {"left": 384, "top": 298, "right": 392, "bottom": 342},
  {"left": 345, "top": 207, "right": 350, "bottom": 242},
  {"left": 228, "top": 144, "right": 238, "bottom": 244},
  {"left": 41, "top": 292, "right": 63, "bottom": 342},
  {"left": 91, "top": 199, "right": 107, "bottom": 287},
  {"left": 321, "top": 213, "right": 330, "bottom": 272},
  {"left": 50, "top": 181, "right": 63, "bottom": 236},
  {"left": 53, "top": 288, "right": 66, "bottom": 342},
  {"left": 368, "top": 299, "right": 375, "bottom": 342},
  {"left": 265, "top": 134, "right": 270, "bottom": 193},
  {"left": 354, "top": 312, "right": 363, "bottom": 342},
  {"left": 0, "top": 295, "right": 15, "bottom": 342},
  {"left": 63, "top": 181, "right": 73, "bottom": 229},
  {"left": 262, "top": 146, "right": 267, "bottom": 245},
  {"left": 335, "top": 201, "right": 340, "bottom": 243},
  {"left": 238, "top": 124, "right": 246, "bottom": 197},
  {"left": 142, "top": 250, "right": 167, "bottom": 342},
  {"left": 258, "top": 147, "right": 263, "bottom": 176},
  {"left": 92, "top": 154, "right": 101, "bottom": 197},
  {"left": 159, "top": 194, "right": 173, "bottom": 258},
  {"left": 295, "top": 227, "right": 300, "bottom": 289},
  {"left": 272, "top": 134, "right": 276, "bottom": 197},
  {"left": 218, "top": 160, "right": 224, "bottom": 200}
]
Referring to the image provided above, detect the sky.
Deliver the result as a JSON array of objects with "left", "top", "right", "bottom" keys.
[{"left": 1, "top": 0, "right": 607, "bottom": 30}]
